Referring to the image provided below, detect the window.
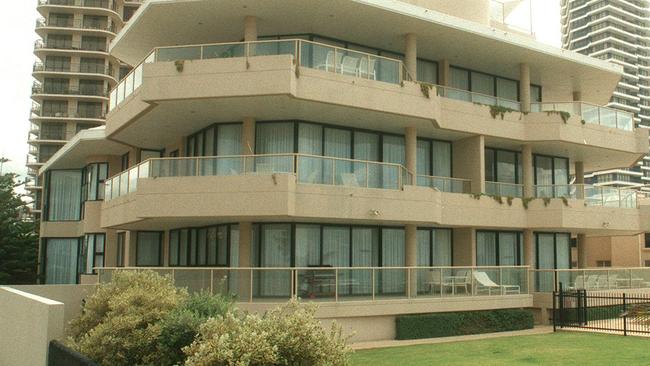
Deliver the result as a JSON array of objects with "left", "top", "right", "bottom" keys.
[
  {"left": 485, "top": 148, "right": 522, "bottom": 196},
  {"left": 596, "top": 260, "right": 611, "bottom": 267},
  {"left": 139, "top": 149, "right": 162, "bottom": 163},
  {"left": 169, "top": 225, "right": 238, "bottom": 267},
  {"left": 79, "top": 79, "right": 105, "bottom": 96},
  {"left": 534, "top": 155, "right": 569, "bottom": 197},
  {"left": 81, "top": 36, "right": 106, "bottom": 52},
  {"left": 80, "top": 58, "right": 105, "bottom": 74},
  {"left": 48, "top": 13, "right": 73, "bottom": 27},
  {"left": 645, "top": 260, "right": 650, "bottom": 267},
  {"left": 136, "top": 232, "right": 163, "bottom": 266},
  {"left": 43, "top": 238, "right": 80, "bottom": 284},
  {"left": 44, "top": 56, "right": 70, "bottom": 72},
  {"left": 43, "top": 78, "right": 69, "bottom": 94},
  {"left": 42, "top": 100, "right": 68, "bottom": 117},
  {"left": 82, "top": 162, "right": 108, "bottom": 201},
  {"left": 45, "top": 170, "right": 82, "bottom": 221},
  {"left": 121, "top": 152, "right": 129, "bottom": 170},
  {"left": 417, "top": 228, "right": 452, "bottom": 266},
  {"left": 46, "top": 34, "right": 72, "bottom": 49},
  {"left": 116, "top": 232, "right": 126, "bottom": 267},
  {"left": 476, "top": 231, "right": 523, "bottom": 266},
  {"left": 77, "top": 102, "right": 102, "bottom": 118},
  {"left": 645, "top": 234, "right": 650, "bottom": 249},
  {"left": 80, "top": 234, "right": 105, "bottom": 274},
  {"left": 416, "top": 139, "right": 452, "bottom": 179},
  {"left": 40, "top": 122, "right": 66, "bottom": 140},
  {"left": 536, "top": 233, "right": 571, "bottom": 270}
]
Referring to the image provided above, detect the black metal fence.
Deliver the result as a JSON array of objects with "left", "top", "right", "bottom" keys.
[
  {"left": 553, "top": 285, "right": 650, "bottom": 336},
  {"left": 48, "top": 340, "right": 97, "bottom": 366}
]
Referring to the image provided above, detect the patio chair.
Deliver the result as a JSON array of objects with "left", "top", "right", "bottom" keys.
[
  {"left": 340, "top": 173, "right": 360, "bottom": 187},
  {"left": 340, "top": 56, "right": 359, "bottom": 76},
  {"left": 570, "top": 275, "right": 587, "bottom": 290},
  {"left": 358, "top": 57, "right": 377, "bottom": 80},
  {"left": 473, "top": 271, "right": 520, "bottom": 295},
  {"left": 585, "top": 275, "right": 599, "bottom": 290},
  {"left": 596, "top": 275, "right": 610, "bottom": 290}
]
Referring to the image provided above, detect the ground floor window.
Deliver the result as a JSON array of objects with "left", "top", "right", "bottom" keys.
[
  {"left": 169, "top": 225, "right": 239, "bottom": 267},
  {"left": 535, "top": 232, "right": 571, "bottom": 291},
  {"left": 476, "top": 231, "right": 523, "bottom": 266},
  {"left": 116, "top": 232, "right": 125, "bottom": 267},
  {"left": 136, "top": 232, "right": 163, "bottom": 266},
  {"left": 43, "top": 238, "right": 80, "bottom": 284},
  {"left": 80, "top": 233, "right": 105, "bottom": 274},
  {"left": 417, "top": 228, "right": 452, "bottom": 266}
]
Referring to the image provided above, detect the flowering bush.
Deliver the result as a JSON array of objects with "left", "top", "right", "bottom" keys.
[
  {"left": 184, "top": 299, "right": 352, "bottom": 366},
  {"left": 67, "top": 270, "right": 188, "bottom": 366}
]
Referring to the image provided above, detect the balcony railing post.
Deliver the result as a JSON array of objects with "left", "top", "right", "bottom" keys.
[
  {"left": 210, "top": 269, "right": 214, "bottom": 294},
  {"left": 407, "top": 268, "right": 411, "bottom": 299},
  {"left": 499, "top": 267, "right": 503, "bottom": 296},
  {"left": 335, "top": 268, "right": 339, "bottom": 302},
  {"left": 372, "top": 268, "right": 376, "bottom": 301},
  {"left": 365, "top": 162, "right": 369, "bottom": 188},
  {"left": 249, "top": 268, "right": 253, "bottom": 303}
]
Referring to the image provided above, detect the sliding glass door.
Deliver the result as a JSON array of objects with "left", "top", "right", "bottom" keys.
[{"left": 44, "top": 238, "right": 80, "bottom": 284}]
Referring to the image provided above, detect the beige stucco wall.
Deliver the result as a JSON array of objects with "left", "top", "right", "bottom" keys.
[
  {"left": 581, "top": 234, "right": 644, "bottom": 268},
  {"left": 10, "top": 284, "right": 97, "bottom": 327},
  {"left": 0, "top": 287, "right": 65, "bottom": 366},
  {"left": 400, "top": 0, "right": 491, "bottom": 26}
]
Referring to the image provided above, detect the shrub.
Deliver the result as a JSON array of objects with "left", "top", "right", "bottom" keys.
[
  {"left": 67, "top": 270, "right": 188, "bottom": 366},
  {"left": 155, "top": 291, "right": 234, "bottom": 366},
  {"left": 184, "top": 299, "right": 352, "bottom": 366},
  {"left": 395, "top": 309, "right": 534, "bottom": 340}
]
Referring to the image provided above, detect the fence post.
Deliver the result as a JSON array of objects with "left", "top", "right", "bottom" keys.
[
  {"left": 552, "top": 289, "right": 557, "bottom": 332},
  {"left": 623, "top": 293, "right": 628, "bottom": 336},
  {"left": 558, "top": 282, "right": 564, "bottom": 328}
]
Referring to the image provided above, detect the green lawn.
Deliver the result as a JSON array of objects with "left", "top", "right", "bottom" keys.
[{"left": 351, "top": 332, "right": 650, "bottom": 366}]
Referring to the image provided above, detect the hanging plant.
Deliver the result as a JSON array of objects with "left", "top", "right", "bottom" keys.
[
  {"left": 487, "top": 105, "right": 517, "bottom": 120},
  {"left": 419, "top": 82, "right": 433, "bottom": 98},
  {"left": 507, "top": 196, "right": 514, "bottom": 206},
  {"left": 546, "top": 111, "right": 571, "bottom": 123}
]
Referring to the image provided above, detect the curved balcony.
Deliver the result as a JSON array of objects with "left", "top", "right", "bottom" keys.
[
  {"left": 104, "top": 154, "right": 413, "bottom": 202},
  {"left": 33, "top": 62, "right": 117, "bottom": 82},
  {"left": 35, "top": 18, "right": 117, "bottom": 37},
  {"left": 531, "top": 102, "right": 635, "bottom": 131},
  {"left": 34, "top": 40, "right": 109, "bottom": 56},
  {"left": 32, "top": 83, "right": 109, "bottom": 101},
  {"left": 37, "top": 0, "right": 121, "bottom": 15}
]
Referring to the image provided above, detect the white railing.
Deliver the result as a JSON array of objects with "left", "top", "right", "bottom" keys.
[
  {"left": 97, "top": 266, "right": 530, "bottom": 302},
  {"left": 534, "top": 184, "right": 638, "bottom": 208},
  {"left": 530, "top": 102, "right": 635, "bottom": 131},
  {"left": 417, "top": 175, "right": 472, "bottom": 193},
  {"left": 109, "top": 39, "right": 413, "bottom": 112},
  {"left": 104, "top": 154, "right": 413, "bottom": 201},
  {"left": 533, "top": 268, "right": 650, "bottom": 292},
  {"left": 436, "top": 85, "right": 521, "bottom": 111},
  {"left": 485, "top": 181, "right": 524, "bottom": 197}
]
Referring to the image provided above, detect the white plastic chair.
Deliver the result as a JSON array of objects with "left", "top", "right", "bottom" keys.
[
  {"left": 358, "top": 57, "right": 377, "bottom": 80},
  {"left": 473, "top": 271, "right": 520, "bottom": 295},
  {"left": 340, "top": 56, "right": 359, "bottom": 76}
]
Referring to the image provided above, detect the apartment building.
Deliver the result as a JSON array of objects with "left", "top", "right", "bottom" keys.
[
  {"left": 27, "top": 0, "right": 141, "bottom": 219},
  {"left": 561, "top": 0, "right": 650, "bottom": 192},
  {"left": 36, "top": 0, "right": 650, "bottom": 339}
]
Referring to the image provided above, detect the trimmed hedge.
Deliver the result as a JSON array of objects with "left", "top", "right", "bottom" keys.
[{"left": 395, "top": 309, "right": 534, "bottom": 340}]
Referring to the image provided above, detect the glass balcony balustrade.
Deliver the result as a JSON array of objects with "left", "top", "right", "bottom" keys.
[
  {"left": 534, "top": 184, "right": 638, "bottom": 208},
  {"left": 97, "top": 265, "right": 529, "bottom": 301},
  {"left": 104, "top": 154, "right": 413, "bottom": 201},
  {"left": 109, "top": 39, "right": 413, "bottom": 111},
  {"left": 531, "top": 102, "right": 634, "bottom": 131},
  {"left": 533, "top": 268, "right": 650, "bottom": 292}
]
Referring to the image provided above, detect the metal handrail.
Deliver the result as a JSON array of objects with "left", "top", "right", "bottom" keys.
[
  {"left": 104, "top": 153, "right": 415, "bottom": 201},
  {"left": 436, "top": 84, "right": 522, "bottom": 111},
  {"left": 109, "top": 38, "right": 414, "bottom": 111}
]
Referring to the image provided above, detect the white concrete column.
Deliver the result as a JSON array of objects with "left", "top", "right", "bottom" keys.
[
  {"left": 439, "top": 59, "right": 450, "bottom": 86},
  {"left": 519, "top": 63, "right": 531, "bottom": 113},
  {"left": 522, "top": 144, "right": 534, "bottom": 197},
  {"left": 577, "top": 234, "right": 587, "bottom": 268},
  {"left": 244, "top": 16, "right": 258, "bottom": 42},
  {"left": 574, "top": 161, "right": 585, "bottom": 184},
  {"left": 452, "top": 135, "right": 485, "bottom": 194},
  {"left": 242, "top": 117, "right": 255, "bottom": 155},
  {"left": 405, "top": 126, "right": 417, "bottom": 179},
  {"left": 404, "top": 33, "right": 417, "bottom": 80},
  {"left": 523, "top": 229, "right": 535, "bottom": 267}
]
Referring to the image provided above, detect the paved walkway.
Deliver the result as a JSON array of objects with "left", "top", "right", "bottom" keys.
[{"left": 352, "top": 326, "right": 554, "bottom": 350}]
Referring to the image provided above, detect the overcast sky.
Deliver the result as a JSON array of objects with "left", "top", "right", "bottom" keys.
[{"left": 0, "top": 0, "right": 561, "bottom": 177}]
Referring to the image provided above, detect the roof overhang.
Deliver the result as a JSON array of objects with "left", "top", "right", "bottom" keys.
[
  {"left": 111, "top": 0, "right": 623, "bottom": 105},
  {"left": 39, "top": 127, "right": 128, "bottom": 173}
]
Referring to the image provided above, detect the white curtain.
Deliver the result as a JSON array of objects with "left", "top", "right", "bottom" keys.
[
  {"left": 297, "top": 123, "right": 323, "bottom": 183},
  {"left": 417, "top": 141, "right": 431, "bottom": 186},
  {"left": 45, "top": 238, "right": 79, "bottom": 284},
  {"left": 382, "top": 135, "right": 405, "bottom": 189},
  {"left": 432, "top": 141, "right": 452, "bottom": 177},
  {"left": 351, "top": 228, "right": 378, "bottom": 295},
  {"left": 417, "top": 59, "right": 437, "bottom": 85},
  {"left": 324, "top": 226, "right": 351, "bottom": 295},
  {"left": 497, "top": 78, "right": 518, "bottom": 101},
  {"left": 536, "top": 233, "right": 556, "bottom": 291},
  {"left": 136, "top": 232, "right": 161, "bottom": 266},
  {"left": 498, "top": 232, "right": 518, "bottom": 266},
  {"left": 258, "top": 224, "right": 292, "bottom": 297},
  {"left": 433, "top": 229, "right": 452, "bottom": 266},
  {"left": 216, "top": 124, "right": 243, "bottom": 175},
  {"left": 451, "top": 68, "right": 469, "bottom": 90},
  {"left": 324, "top": 128, "right": 352, "bottom": 185},
  {"left": 353, "top": 132, "right": 380, "bottom": 188},
  {"left": 471, "top": 72, "right": 495, "bottom": 96},
  {"left": 417, "top": 230, "right": 431, "bottom": 266},
  {"left": 381, "top": 228, "right": 405, "bottom": 294},
  {"left": 295, "top": 225, "right": 321, "bottom": 267},
  {"left": 476, "top": 232, "right": 497, "bottom": 266},
  {"left": 535, "top": 156, "right": 553, "bottom": 197},
  {"left": 256, "top": 122, "right": 294, "bottom": 173},
  {"left": 169, "top": 231, "right": 179, "bottom": 266},
  {"left": 554, "top": 157, "right": 569, "bottom": 197},
  {"left": 48, "top": 170, "right": 82, "bottom": 221}
]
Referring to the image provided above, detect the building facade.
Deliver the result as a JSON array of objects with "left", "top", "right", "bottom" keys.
[
  {"left": 561, "top": 0, "right": 650, "bottom": 192},
  {"left": 27, "top": 0, "right": 142, "bottom": 219},
  {"left": 36, "top": 0, "right": 650, "bottom": 339}
]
